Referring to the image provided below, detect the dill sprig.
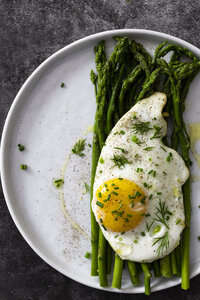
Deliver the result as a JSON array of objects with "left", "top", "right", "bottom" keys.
[
  {"left": 153, "top": 199, "right": 170, "bottom": 229},
  {"left": 111, "top": 154, "right": 131, "bottom": 169},
  {"left": 150, "top": 126, "right": 163, "bottom": 139},
  {"left": 153, "top": 231, "right": 169, "bottom": 257},
  {"left": 84, "top": 182, "right": 91, "bottom": 194},
  {"left": 131, "top": 135, "right": 143, "bottom": 146},
  {"left": 132, "top": 121, "right": 152, "bottom": 134},
  {"left": 72, "top": 139, "right": 86, "bottom": 157}
]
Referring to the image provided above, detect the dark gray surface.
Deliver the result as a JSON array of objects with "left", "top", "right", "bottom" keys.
[{"left": 1, "top": 1, "right": 200, "bottom": 299}]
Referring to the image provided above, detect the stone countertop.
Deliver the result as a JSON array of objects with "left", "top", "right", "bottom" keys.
[{"left": 1, "top": 1, "right": 200, "bottom": 299}]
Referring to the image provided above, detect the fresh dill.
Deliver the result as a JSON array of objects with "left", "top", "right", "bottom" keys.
[
  {"left": 153, "top": 231, "right": 169, "bottom": 257},
  {"left": 143, "top": 147, "right": 154, "bottom": 151},
  {"left": 150, "top": 126, "right": 163, "bottom": 139},
  {"left": 111, "top": 154, "right": 131, "bottom": 169},
  {"left": 132, "top": 121, "right": 152, "bottom": 134},
  {"left": 153, "top": 199, "right": 170, "bottom": 229},
  {"left": 131, "top": 135, "right": 143, "bottom": 146},
  {"left": 72, "top": 139, "right": 86, "bottom": 157},
  {"left": 114, "top": 147, "right": 126, "bottom": 153}
]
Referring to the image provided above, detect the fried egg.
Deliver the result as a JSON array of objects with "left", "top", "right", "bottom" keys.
[{"left": 92, "top": 92, "right": 189, "bottom": 262}]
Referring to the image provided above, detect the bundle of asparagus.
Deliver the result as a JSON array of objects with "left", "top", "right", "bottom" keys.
[{"left": 89, "top": 37, "right": 200, "bottom": 295}]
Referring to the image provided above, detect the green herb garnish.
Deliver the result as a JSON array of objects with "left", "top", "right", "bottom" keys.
[
  {"left": 111, "top": 154, "right": 131, "bottom": 169},
  {"left": 132, "top": 122, "right": 152, "bottom": 134},
  {"left": 72, "top": 139, "right": 86, "bottom": 157},
  {"left": 131, "top": 135, "right": 143, "bottom": 146},
  {"left": 85, "top": 251, "right": 91, "bottom": 259},
  {"left": 150, "top": 126, "right": 162, "bottom": 139},
  {"left": 96, "top": 201, "right": 104, "bottom": 208},
  {"left": 18, "top": 144, "right": 25, "bottom": 151},
  {"left": 143, "top": 147, "right": 154, "bottom": 151},
  {"left": 20, "top": 164, "right": 27, "bottom": 170},
  {"left": 54, "top": 178, "right": 64, "bottom": 188}
]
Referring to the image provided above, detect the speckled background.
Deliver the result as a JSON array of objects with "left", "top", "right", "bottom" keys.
[{"left": 1, "top": 1, "right": 200, "bottom": 299}]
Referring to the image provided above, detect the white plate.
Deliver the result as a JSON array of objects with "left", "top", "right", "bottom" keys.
[{"left": 1, "top": 29, "right": 200, "bottom": 293}]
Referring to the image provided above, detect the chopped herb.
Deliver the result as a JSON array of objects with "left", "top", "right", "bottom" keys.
[
  {"left": 107, "top": 194, "right": 111, "bottom": 201},
  {"left": 176, "top": 218, "right": 181, "bottom": 225},
  {"left": 111, "top": 154, "right": 131, "bottom": 169},
  {"left": 54, "top": 178, "right": 64, "bottom": 188},
  {"left": 118, "top": 177, "right": 123, "bottom": 180},
  {"left": 166, "top": 152, "right": 173, "bottom": 162},
  {"left": 112, "top": 210, "right": 118, "bottom": 213},
  {"left": 98, "top": 192, "right": 102, "bottom": 198},
  {"left": 143, "top": 146, "right": 154, "bottom": 151},
  {"left": 160, "top": 145, "right": 167, "bottom": 152},
  {"left": 115, "top": 130, "right": 125, "bottom": 135},
  {"left": 149, "top": 194, "right": 153, "bottom": 200},
  {"left": 84, "top": 182, "right": 91, "bottom": 194},
  {"left": 153, "top": 225, "right": 161, "bottom": 234},
  {"left": 20, "top": 164, "right": 27, "bottom": 170},
  {"left": 149, "top": 158, "right": 152, "bottom": 161},
  {"left": 118, "top": 204, "right": 123, "bottom": 210},
  {"left": 145, "top": 213, "right": 150, "bottom": 217},
  {"left": 111, "top": 183, "right": 115, "bottom": 186},
  {"left": 112, "top": 191, "right": 118, "bottom": 195},
  {"left": 153, "top": 170, "right": 156, "bottom": 177},
  {"left": 140, "top": 196, "right": 146, "bottom": 204},
  {"left": 96, "top": 201, "right": 104, "bottom": 208},
  {"left": 143, "top": 182, "right": 152, "bottom": 189},
  {"left": 150, "top": 125, "right": 162, "bottom": 139},
  {"left": 157, "top": 192, "right": 162, "bottom": 195},
  {"left": 102, "top": 224, "right": 107, "bottom": 231},
  {"left": 198, "top": 205, "right": 200, "bottom": 208},
  {"left": 99, "top": 157, "right": 105, "bottom": 164},
  {"left": 99, "top": 170, "right": 102, "bottom": 173},
  {"left": 135, "top": 153, "right": 139, "bottom": 158},
  {"left": 114, "top": 187, "right": 119, "bottom": 190},
  {"left": 100, "top": 218, "right": 103, "bottom": 223},
  {"left": 163, "top": 171, "right": 167, "bottom": 175},
  {"left": 131, "top": 135, "right": 143, "bottom": 146},
  {"left": 132, "top": 114, "right": 137, "bottom": 119},
  {"left": 135, "top": 191, "right": 141, "bottom": 196},
  {"left": 114, "top": 147, "right": 125, "bottom": 153},
  {"left": 60, "top": 82, "right": 64, "bottom": 88},
  {"left": 148, "top": 170, "right": 153, "bottom": 175},
  {"left": 84, "top": 251, "right": 91, "bottom": 259},
  {"left": 18, "top": 144, "right": 25, "bottom": 151},
  {"left": 119, "top": 237, "right": 122, "bottom": 241},
  {"left": 132, "top": 121, "right": 152, "bottom": 134},
  {"left": 141, "top": 232, "right": 145, "bottom": 236},
  {"left": 104, "top": 183, "right": 108, "bottom": 187},
  {"left": 198, "top": 236, "right": 200, "bottom": 241},
  {"left": 134, "top": 240, "right": 138, "bottom": 243},
  {"left": 121, "top": 232, "right": 125, "bottom": 235},
  {"left": 114, "top": 235, "right": 119, "bottom": 238},
  {"left": 137, "top": 167, "right": 143, "bottom": 172},
  {"left": 72, "top": 139, "right": 86, "bottom": 157},
  {"left": 127, "top": 214, "right": 133, "bottom": 217}
]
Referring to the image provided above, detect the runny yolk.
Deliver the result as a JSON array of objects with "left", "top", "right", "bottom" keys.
[{"left": 95, "top": 178, "right": 147, "bottom": 233}]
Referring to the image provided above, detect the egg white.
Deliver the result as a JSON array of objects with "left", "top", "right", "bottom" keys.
[{"left": 92, "top": 92, "right": 189, "bottom": 262}]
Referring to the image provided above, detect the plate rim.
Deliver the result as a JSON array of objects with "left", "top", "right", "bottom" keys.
[{"left": 1, "top": 28, "right": 200, "bottom": 293}]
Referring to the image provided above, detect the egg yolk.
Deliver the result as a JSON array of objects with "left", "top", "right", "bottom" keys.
[{"left": 95, "top": 178, "right": 147, "bottom": 233}]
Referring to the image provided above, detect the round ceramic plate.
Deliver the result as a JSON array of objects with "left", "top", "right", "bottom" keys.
[{"left": 1, "top": 29, "right": 200, "bottom": 293}]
